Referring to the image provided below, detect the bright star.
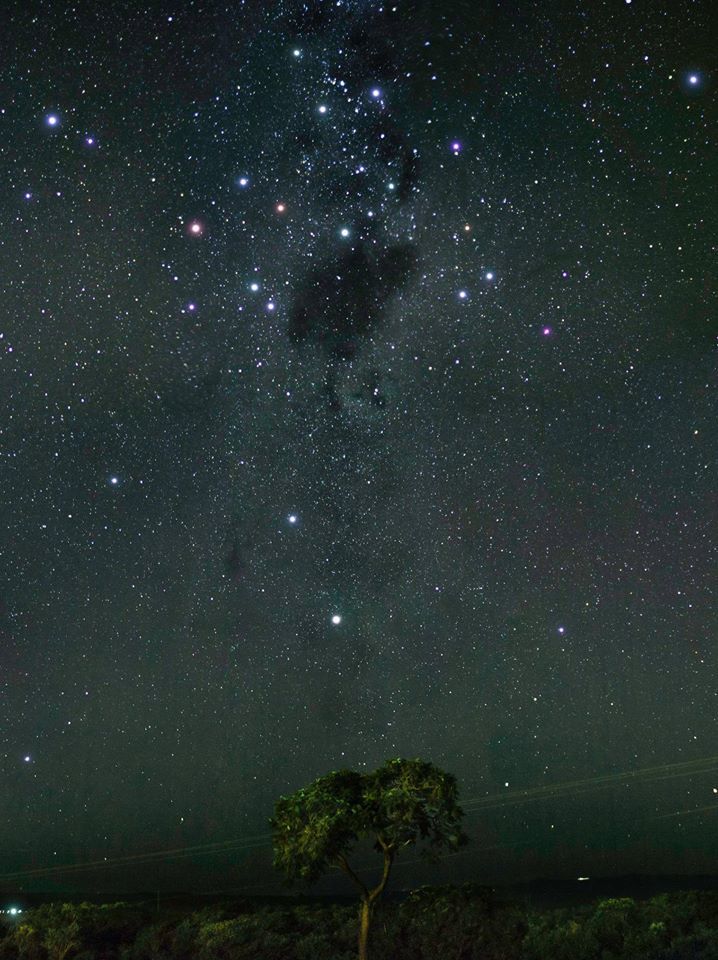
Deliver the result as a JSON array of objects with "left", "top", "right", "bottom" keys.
[
  {"left": 85, "top": 136, "right": 95, "bottom": 146},
  {"left": 109, "top": 476, "right": 119, "bottom": 486},
  {"left": 288, "top": 514, "right": 298, "bottom": 524},
  {"left": 250, "top": 282, "right": 260, "bottom": 292},
  {"left": 24, "top": 756, "right": 31, "bottom": 763},
  {"left": 458, "top": 290, "right": 468, "bottom": 300},
  {"left": 46, "top": 113, "right": 60, "bottom": 127},
  {"left": 276, "top": 202, "right": 286, "bottom": 213},
  {"left": 485, "top": 271, "right": 494, "bottom": 280},
  {"left": 266, "top": 301, "right": 276, "bottom": 312},
  {"left": 187, "top": 220, "right": 204, "bottom": 236},
  {"left": 318, "top": 104, "right": 328, "bottom": 114},
  {"left": 237, "top": 176, "right": 249, "bottom": 187},
  {"left": 451, "top": 141, "right": 461, "bottom": 153},
  {"left": 371, "top": 88, "right": 382, "bottom": 98},
  {"left": 689, "top": 74, "right": 699, "bottom": 85},
  {"left": 557, "top": 625, "right": 566, "bottom": 634},
  {"left": 331, "top": 615, "right": 342, "bottom": 625},
  {"left": 340, "top": 227, "right": 350, "bottom": 237},
  {"left": 542, "top": 326, "right": 552, "bottom": 336},
  {"left": 187, "top": 303, "right": 196, "bottom": 312},
  {"left": 293, "top": 49, "right": 301, "bottom": 57}
]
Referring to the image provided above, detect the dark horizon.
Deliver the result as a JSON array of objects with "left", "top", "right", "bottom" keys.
[{"left": 2, "top": 0, "right": 715, "bottom": 899}]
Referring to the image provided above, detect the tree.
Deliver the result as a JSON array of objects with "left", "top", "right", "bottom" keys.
[{"left": 271, "top": 757, "right": 468, "bottom": 960}]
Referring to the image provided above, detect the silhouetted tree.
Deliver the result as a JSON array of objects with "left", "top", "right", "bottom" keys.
[{"left": 270, "top": 757, "right": 468, "bottom": 960}]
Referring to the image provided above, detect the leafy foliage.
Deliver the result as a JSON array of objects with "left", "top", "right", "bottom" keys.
[{"left": 271, "top": 758, "right": 468, "bottom": 885}]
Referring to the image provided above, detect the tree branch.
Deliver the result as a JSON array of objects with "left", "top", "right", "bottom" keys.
[
  {"left": 336, "top": 854, "right": 369, "bottom": 899},
  {"left": 368, "top": 846, "right": 394, "bottom": 904}
]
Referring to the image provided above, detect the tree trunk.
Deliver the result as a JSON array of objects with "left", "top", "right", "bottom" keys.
[{"left": 358, "top": 897, "right": 372, "bottom": 960}]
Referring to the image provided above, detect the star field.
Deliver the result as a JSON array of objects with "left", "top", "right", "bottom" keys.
[{"left": 0, "top": 0, "right": 716, "bottom": 893}]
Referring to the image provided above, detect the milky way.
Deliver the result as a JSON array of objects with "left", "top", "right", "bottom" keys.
[{"left": 1, "top": 0, "right": 715, "bottom": 894}]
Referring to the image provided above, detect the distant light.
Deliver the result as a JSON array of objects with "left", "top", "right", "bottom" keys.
[
  {"left": 187, "top": 303, "right": 196, "bottom": 312},
  {"left": 577, "top": 877, "right": 590, "bottom": 881},
  {"left": 238, "top": 176, "right": 249, "bottom": 187},
  {"left": 23, "top": 756, "right": 31, "bottom": 763},
  {"left": 371, "top": 88, "right": 381, "bottom": 98},
  {"left": 250, "top": 282, "right": 260, "bottom": 292},
  {"left": 292, "top": 49, "right": 301, "bottom": 57},
  {"left": 458, "top": 290, "right": 468, "bottom": 300},
  {"left": 318, "top": 104, "right": 328, "bottom": 114},
  {"left": 331, "top": 614, "right": 342, "bottom": 625},
  {"left": 46, "top": 113, "right": 59, "bottom": 127},
  {"left": 485, "top": 271, "right": 494, "bottom": 280},
  {"left": 542, "top": 326, "right": 552, "bottom": 336},
  {"left": 288, "top": 514, "right": 298, "bottom": 524},
  {"left": 340, "top": 227, "right": 350, "bottom": 237},
  {"left": 85, "top": 136, "right": 95, "bottom": 146},
  {"left": 451, "top": 141, "right": 461, "bottom": 153},
  {"left": 387, "top": 182, "right": 396, "bottom": 191},
  {"left": 8, "top": 908, "right": 20, "bottom": 915},
  {"left": 557, "top": 625, "right": 566, "bottom": 634},
  {"left": 187, "top": 220, "right": 203, "bottom": 236},
  {"left": 689, "top": 74, "right": 699, "bottom": 85},
  {"left": 109, "top": 477, "right": 119, "bottom": 486},
  {"left": 266, "top": 301, "right": 276, "bottom": 312},
  {"left": 276, "top": 202, "right": 286, "bottom": 213}
]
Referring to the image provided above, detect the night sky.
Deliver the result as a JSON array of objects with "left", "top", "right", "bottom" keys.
[{"left": 1, "top": 0, "right": 716, "bottom": 897}]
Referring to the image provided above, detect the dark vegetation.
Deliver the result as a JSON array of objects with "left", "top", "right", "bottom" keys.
[{"left": 2, "top": 886, "right": 718, "bottom": 959}]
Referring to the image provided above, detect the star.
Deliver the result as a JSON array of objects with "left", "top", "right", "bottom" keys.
[
  {"left": 276, "top": 202, "right": 286, "bottom": 213},
  {"left": 186, "top": 302, "right": 196, "bottom": 312},
  {"left": 317, "top": 104, "right": 328, "bottom": 115},
  {"left": 109, "top": 476, "right": 119, "bottom": 486},
  {"left": 237, "top": 176, "right": 249, "bottom": 187},
  {"left": 266, "top": 301, "right": 276, "bottom": 311},
  {"left": 557, "top": 625, "right": 566, "bottom": 635},
  {"left": 85, "top": 136, "right": 96, "bottom": 146},
  {"left": 688, "top": 74, "right": 699, "bottom": 85},
  {"left": 371, "top": 88, "right": 382, "bottom": 99},
  {"left": 451, "top": 140, "right": 462, "bottom": 154},
  {"left": 250, "top": 282, "right": 260, "bottom": 292},
  {"left": 485, "top": 271, "right": 494, "bottom": 280},
  {"left": 339, "top": 227, "right": 350, "bottom": 238},
  {"left": 187, "top": 220, "right": 204, "bottom": 236},
  {"left": 24, "top": 756, "right": 31, "bottom": 763},
  {"left": 45, "top": 113, "right": 60, "bottom": 127},
  {"left": 331, "top": 614, "right": 342, "bottom": 625},
  {"left": 458, "top": 289, "right": 469, "bottom": 300},
  {"left": 288, "top": 514, "right": 298, "bottom": 524},
  {"left": 292, "top": 49, "right": 301, "bottom": 58},
  {"left": 542, "top": 326, "right": 552, "bottom": 336}
]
